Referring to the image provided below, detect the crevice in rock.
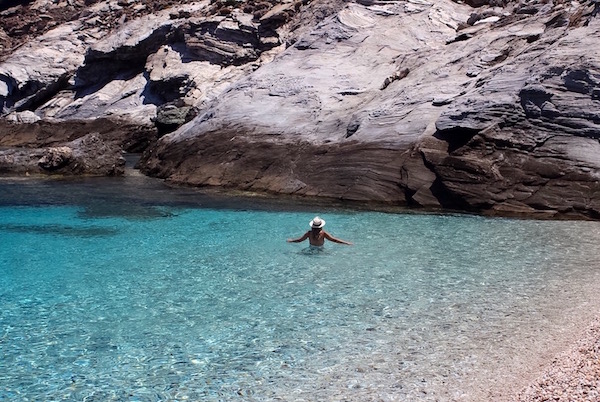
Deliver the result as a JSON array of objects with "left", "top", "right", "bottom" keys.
[
  {"left": 380, "top": 68, "right": 409, "bottom": 90},
  {"left": 74, "top": 24, "right": 175, "bottom": 90},
  {"left": 429, "top": 177, "right": 490, "bottom": 211},
  {"left": 545, "top": 11, "right": 569, "bottom": 28},
  {"left": 446, "top": 33, "right": 472, "bottom": 45},
  {"left": 153, "top": 102, "right": 198, "bottom": 136},
  {"left": 433, "top": 126, "right": 480, "bottom": 153},
  {"left": 563, "top": 68, "right": 599, "bottom": 95},
  {"left": 13, "top": 73, "right": 71, "bottom": 113},
  {"left": 74, "top": 68, "right": 143, "bottom": 100},
  {"left": 0, "top": 0, "right": 32, "bottom": 12}
]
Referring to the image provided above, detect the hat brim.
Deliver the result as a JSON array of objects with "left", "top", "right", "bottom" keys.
[{"left": 309, "top": 219, "right": 326, "bottom": 229}]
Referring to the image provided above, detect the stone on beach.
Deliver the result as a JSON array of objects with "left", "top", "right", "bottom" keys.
[{"left": 517, "top": 316, "right": 600, "bottom": 402}]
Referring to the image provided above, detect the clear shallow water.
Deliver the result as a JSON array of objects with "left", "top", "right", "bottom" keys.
[{"left": 2, "top": 178, "right": 600, "bottom": 401}]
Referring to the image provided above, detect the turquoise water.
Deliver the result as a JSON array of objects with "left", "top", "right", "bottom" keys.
[{"left": 2, "top": 177, "right": 600, "bottom": 401}]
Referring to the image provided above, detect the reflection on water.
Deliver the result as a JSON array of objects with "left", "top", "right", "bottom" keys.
[
  {"left": 1, "top": 177, "right": 600, "bottom": 401},
  {"left": 77, "top": 204, "right": 175, "bottom": 220},
  {"left": 0, "top": 223, "right": 119, "bottom": 237}
]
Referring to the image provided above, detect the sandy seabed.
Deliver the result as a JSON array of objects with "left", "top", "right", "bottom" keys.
[{"left": 515, "top": 316, "right": 600, "bottom": 401}]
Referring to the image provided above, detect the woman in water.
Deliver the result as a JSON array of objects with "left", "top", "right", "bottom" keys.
[{"left": 287, "top": 216, "right": 352, "bottom": 247}]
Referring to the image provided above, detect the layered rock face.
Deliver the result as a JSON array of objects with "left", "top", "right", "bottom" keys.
[
  {"left": 1, "top": 0, "right": 600, "bottom": 218},
  {"left": 142, "top": 0, "right": 600, "bottom": 218},
  {"left": 0, "top": 0, "right": 307, "bottom": 174}
]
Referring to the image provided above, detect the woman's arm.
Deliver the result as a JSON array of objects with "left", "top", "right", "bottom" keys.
[
  {"left": 323, "top": 231, "right": 353, "bottom": 245},
  {"left": 287, "top": 231, "right": 310, "bottom": 243}
]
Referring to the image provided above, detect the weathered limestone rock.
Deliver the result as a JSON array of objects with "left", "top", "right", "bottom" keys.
[
  {"left": 0, "top": 0, "right": 294, "bottom": 124},
  {"left": 141, "top": 0, "right": 600, "bottom": 219},
  {"left": 0, "top": 133, "right": 124, "bottom": 176},
  {"left": 0, "top": 0, "right": 296, "bottom": 155},
  {"left": 38, "top": 146, "right": 74, "bottom": 171},
  {"left": 0, "top": 117, "right": 157, "bottom": 153},
  {"left": 420, "top": 7, "right": 600, "bottom": 217}
]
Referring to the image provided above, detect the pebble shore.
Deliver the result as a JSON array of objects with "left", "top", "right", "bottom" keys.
[{"left": 515, "top": 316, "right": 600, "bottom": 401}]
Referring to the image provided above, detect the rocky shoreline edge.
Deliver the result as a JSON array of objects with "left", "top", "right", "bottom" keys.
[
  {"left": 515, "top": 316, "right": 600, "bottom": 401},
  {"left": 3, "top": 166, "right": 600, "bottom": 222}
]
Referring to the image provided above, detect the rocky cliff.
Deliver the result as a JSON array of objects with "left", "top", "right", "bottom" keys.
[{"left": 1, "top": 0, "right": 599, "bottom": 218}]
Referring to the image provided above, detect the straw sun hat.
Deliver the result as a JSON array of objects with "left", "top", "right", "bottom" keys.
[{"left": 310, "top": 216, "right": 326, "bottom": 229}]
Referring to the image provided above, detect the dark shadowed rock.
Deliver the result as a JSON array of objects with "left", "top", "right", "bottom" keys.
[{"left": 154, "top": 103, "right": 198, "bottom": 135}]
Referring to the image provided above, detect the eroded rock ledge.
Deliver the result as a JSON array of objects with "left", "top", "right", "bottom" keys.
[{"left": 0, "top": 133, "right": 124, "bottom": 176}]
